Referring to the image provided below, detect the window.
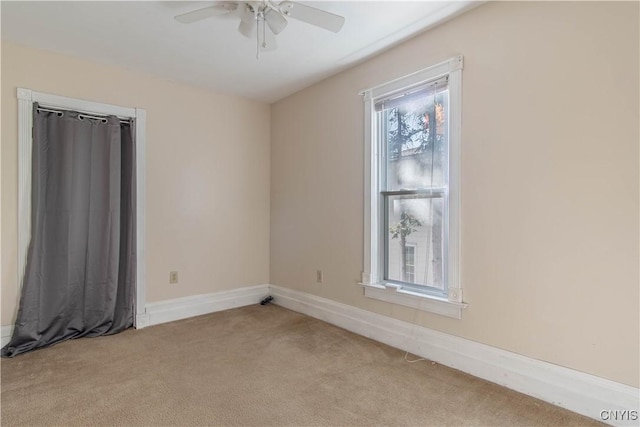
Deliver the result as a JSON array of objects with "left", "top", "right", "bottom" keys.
[
  {"left": 382, "top": 79, "right": 448, "bottom": 294},
  {"left": 361, "top": 56, "right": 466, "bottom": 318},
  {"left": 402, "top": 244, "right": 416, "bottom": 283}
]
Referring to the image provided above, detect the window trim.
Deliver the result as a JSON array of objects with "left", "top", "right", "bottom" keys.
[{"left": 360, "top": 56, "right": 466, "bottom": 319}]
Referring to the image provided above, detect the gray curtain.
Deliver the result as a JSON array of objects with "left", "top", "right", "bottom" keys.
[{"left": 2, "top": 104, "right": 136, "bottom": 357}]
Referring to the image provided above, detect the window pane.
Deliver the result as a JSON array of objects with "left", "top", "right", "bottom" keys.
[
  {"left": 404, "top": 245, "right": 415, "bottom": 283},
  {"left": 386, "top": 196, "right": 444, "bottom": 289},
  {"left": 382, "top": 88, "right": 448, "bottom": 190}
]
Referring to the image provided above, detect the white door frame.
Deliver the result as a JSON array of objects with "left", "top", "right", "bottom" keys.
[{"left": 16, "top": 88, "right": 148, "bottom": 328}]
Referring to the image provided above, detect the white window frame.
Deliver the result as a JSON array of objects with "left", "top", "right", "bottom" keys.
[
  {"left": 16, "top": 88, "right": 149, "bottom": 328},
  {"left": 360, "top": 56, "right": 467, "bottom": 319}
]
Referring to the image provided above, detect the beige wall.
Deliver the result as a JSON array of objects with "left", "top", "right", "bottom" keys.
[
  {"left": 271, "top": 1, "right": 639, "bottom": 387},
  {"left": 1, "top": 42, "right": 271, "bottom": 325},
  {"left": 2, "top": 0, "right": 638, "bottom": 389}
]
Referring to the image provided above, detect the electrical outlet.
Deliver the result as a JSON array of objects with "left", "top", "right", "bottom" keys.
[
  {"left": 169, "top": 271, "right": 178, "bottom": 284},
  {"left": 316, "top": 270, "right": 323, "bottom": 283}
]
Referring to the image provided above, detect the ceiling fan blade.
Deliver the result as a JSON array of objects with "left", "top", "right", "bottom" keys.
[
  {"left": 174, "top": 3, "right": 238, "bottom": 24},
  {"left": 278, "top": 1, "right": 344, "bottom": 33},
  {"left": 264, "top": 9, "right": 287, "bottom": 35}
]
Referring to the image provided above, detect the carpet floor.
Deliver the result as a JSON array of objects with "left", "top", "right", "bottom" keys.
[{"left": 1, "top": 304, "right": 601, "bottom": 426}]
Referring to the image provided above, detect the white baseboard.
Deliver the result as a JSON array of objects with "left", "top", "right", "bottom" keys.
[
  {"left": 142, "top": 284, "right": 270, "bottom": 328},
  {"left": 3, "top": 283, "right": 637, "bottom": 426},
  {"left": 1, "top": 325, "right": 14, "bottom": 348},
  {"left": 269, "top": 285, "right": 640, "bottom": 426},
  {"left": 1, "top": 284, "right": 270, "bottom": 345}
]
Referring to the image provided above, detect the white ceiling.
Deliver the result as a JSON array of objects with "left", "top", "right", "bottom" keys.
[{"left": 1, "top": 1, "right": 477, "bottom": 103}]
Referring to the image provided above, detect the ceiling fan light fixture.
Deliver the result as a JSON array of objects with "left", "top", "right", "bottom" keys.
[
  {"left": 238, "top": 19, "right": 255, "bottom": 38},
  {"left": 237, "top": 3, "right": 256, "bottom": 38},
  {"left": 264, "top": 8, "right": 287, "bottom": 35}
]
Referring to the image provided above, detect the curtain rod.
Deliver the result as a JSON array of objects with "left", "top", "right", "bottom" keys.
[{"left": 36, "top": 106, "right": 132, "bottom": 124}]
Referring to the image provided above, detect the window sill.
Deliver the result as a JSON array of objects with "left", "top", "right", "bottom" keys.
[{"left": 362, "top": 283, "right": 467, "bottom": 319}]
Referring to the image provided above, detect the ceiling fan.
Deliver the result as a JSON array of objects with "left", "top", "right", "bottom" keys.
[{"left": 174, "top": 1, "right": 346, "bottom": 58}]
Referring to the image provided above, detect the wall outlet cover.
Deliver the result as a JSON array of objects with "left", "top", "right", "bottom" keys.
[{"left": 169, "top": 271, "right": 178, "bottom": 284}]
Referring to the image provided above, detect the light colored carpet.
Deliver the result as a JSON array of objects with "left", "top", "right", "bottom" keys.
[{"left": 1, "top": 304, "right": 600, "bottom": 426}]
